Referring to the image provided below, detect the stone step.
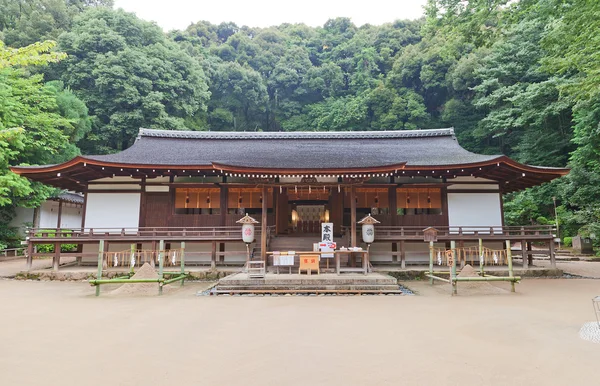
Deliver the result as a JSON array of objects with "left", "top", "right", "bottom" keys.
[
  {"left": 220, "top": 278, "right": 398, "bottom": 286},
  {"left": 215, "top": 284, "right": 401, "bottom": 292}
]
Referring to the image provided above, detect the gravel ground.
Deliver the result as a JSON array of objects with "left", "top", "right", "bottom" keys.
[
  {"left": 0, "top": 257, "right": 76, "bottom": 278},
  {"left": 1, "top": 279, "right": 599, "bottom": 386},
  {"left": 535, "top": 259, "right": 600, "bottom": 278}
]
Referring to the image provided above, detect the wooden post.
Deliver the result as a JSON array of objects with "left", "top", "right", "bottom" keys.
[
  {"left": 521, "top": 239, "right": 528, "bottom": 269},
  {"left": 429, "top": 241, "right": 434, "bottom": 285},
  {"left": 479, "top": 238, "right": 484, "bottom": 276},
  {"left": 130, "top": 244, "right": 135, "bottom": 274},
  {"left": 350, "top": 186, "right": 356, "bottom": 247},
  {"left": 527, "top": 241, "right": 533, "bottom": 265},
  {"left": 506, "top": 240, "right": 515, "bottom": 292},
  {"left": 549, "top": 239, "right": 556, "bottom": 269},
  {"left": 158, "top": 240, "right": 164, "bottom": 295},
  {"left": 400, "top": 240, "right": 406, "bottom": 269},
  {"left": 26, "top": 239, "right": 33, "bottom": 271},
  {"left": 96, "top": 240, "right": 104, "bottom": 296},
  {"left": 53, "top": 242, "right": 60, "bottom": 271},
  {"left": 451, "top": 240, "right": 457, "bottom": 295},
  {"left": 151, "top": 239, "right": 157, "bottom": 268},
  {"left": 211, "top": 240, "right": 217, "bottom": 269},
  {"left": 459, "top": 240, "right": 465, "bottom": 269},
  {"left": 180, "top": 242, "right": 186, "bottom": 286},
  {"left": 56, "top": 199, "right": 63, "bottom": 229},
  {"left": 261, "top": 185, "right": 268, "bottom": 263}
]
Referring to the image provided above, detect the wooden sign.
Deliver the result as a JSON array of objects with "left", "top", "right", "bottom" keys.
[{"left": 321, "top": 222, "right": 333, "bottom": 242}]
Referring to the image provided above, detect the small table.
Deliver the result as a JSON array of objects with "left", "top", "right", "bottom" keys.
[
  {"left": 265, "top": 250, "right": 370, "bottom": 275},
  {"left": 335, "top": 250, "right": 369, "bottom": 275}
]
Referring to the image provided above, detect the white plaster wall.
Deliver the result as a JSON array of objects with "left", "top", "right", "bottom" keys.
[
  {"left": 447, "top": 193, "right": 503, "bottom": 232},
  {"left": 85, "top": 193, "right": 140, "bottom": 230},
  {"left": 37, "top": 202, "right": 82, "bottom": 229}
]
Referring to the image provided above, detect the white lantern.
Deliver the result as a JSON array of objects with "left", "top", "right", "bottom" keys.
[
  {"left": 236, "top": 213, "right": 259, "bottom": 244},
  {"left": 358, "top": 214, "right": 380, "bottom": 244}
]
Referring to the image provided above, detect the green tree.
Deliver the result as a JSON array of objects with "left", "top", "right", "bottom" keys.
[
  {"left": 56, "top": 8, "right": 210, "bottom": 153},
  {"left": 0, "top": 40, "right": 89, "bottom": 248}
]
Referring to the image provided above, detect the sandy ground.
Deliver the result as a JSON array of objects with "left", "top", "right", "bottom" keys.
[{"left": 0, "top": 278, "right": 599, "bottom": 386}]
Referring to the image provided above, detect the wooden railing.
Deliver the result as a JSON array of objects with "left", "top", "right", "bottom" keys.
[
  {"left": 1, "top": 247, "right": 26, "bottom": 260},
  {"left": 26, "top": 226, "right": 276, "bottom": 242},
  {"left": 341, "top": 225, "right": 555, "bottom": 241}
]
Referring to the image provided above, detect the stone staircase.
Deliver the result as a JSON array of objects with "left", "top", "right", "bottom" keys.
[{"left": 214, "top": 272, "right": 403, "bottom": 294}]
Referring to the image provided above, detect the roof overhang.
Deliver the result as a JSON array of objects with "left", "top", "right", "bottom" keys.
[{"left": 10, "top": 155, "right": 569, "bottom": 193}]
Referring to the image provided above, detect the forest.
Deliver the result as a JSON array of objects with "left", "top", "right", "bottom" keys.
[{"left": 0, "top": 0, "right": 599, "bottom": 251}]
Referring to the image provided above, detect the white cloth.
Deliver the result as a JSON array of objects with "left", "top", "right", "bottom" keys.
[
  {"left": 437, "top": 251, "right": 442, "bottom": 266},
  {"left": 113, "top": 253, "right": 118, "bottom": 267}
]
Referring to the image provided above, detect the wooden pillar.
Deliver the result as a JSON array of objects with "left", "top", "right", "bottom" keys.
[
  {"left": 211, "top": 240, "right": 217, "bottom": 269},
  {"left": 388, "top": 186, "right": 397, "bottom": 226},
  {"left": 400, "top": 240, "right": 406, "bottom": 269},
  {"left": 459, "top": 240, "right": 465, "bottom": 269},
  {"left": 53, "top": 242, "right": 60, "bottom": 271},
  {"left": 527, "top": 241, "right": 533, "bottom": 265},
  {"left": 220, "top": 185, "right": 228, "bottom": 226},
  {"left": 56, "top": 200, "right": 63, "bottom": 229},
  {"left": 521, "top": 239, "right": 528, "bottom": 269},
  {"left": 549, "top": 239, "right": 556, "bottom": 269},
  {"left": 350, "top": 186, "right": 356, "bottom": 247},
  {"left": 261, "top": 186, "right": 268, "bottom": 263}
]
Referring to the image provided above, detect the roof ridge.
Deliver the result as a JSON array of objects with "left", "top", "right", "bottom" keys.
[{"left": 136, "top": 128, "right": 455, "bottom": 140}]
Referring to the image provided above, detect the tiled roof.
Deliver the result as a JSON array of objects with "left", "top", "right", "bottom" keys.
[{"left": 86, "top": 128, "right": 501, "bottom": 169}]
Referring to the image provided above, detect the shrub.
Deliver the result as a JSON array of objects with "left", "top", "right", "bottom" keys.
[
  {"left": 35, "top": 230, "right": 77, "bottom": 253},
  {"left": 563, "top": 237, "right": 573, "bottom": 247}
]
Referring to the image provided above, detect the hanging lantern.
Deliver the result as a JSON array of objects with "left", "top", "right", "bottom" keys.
[
  {"left": 358, "top": 214, "right": 380, "bottom": 244},
  {"left": 236, "top": 213, "right": 259, "bottom": 244}
]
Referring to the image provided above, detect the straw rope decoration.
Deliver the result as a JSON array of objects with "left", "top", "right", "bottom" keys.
[{"left": 431, "top": 246, "right": 509, "bottom": 266}]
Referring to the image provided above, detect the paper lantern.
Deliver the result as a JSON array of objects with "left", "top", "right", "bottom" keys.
[
  {"left": 236, "top": 213, "right": 259, "bottom": 244},
  {"left": 358, "top": 214, "right": 380, "bottom": 244}
]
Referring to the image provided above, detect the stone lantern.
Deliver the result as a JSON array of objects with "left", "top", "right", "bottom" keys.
[
  {"left": 236, "top": 213, "right": 259, "bottom": 262},
  {"left": 358, "top": 214, "right": 380, "bottom": 246}
]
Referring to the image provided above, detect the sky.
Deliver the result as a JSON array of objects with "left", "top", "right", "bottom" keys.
[{"left": 113, "top": 0, "right": 428, "bottom": 31}]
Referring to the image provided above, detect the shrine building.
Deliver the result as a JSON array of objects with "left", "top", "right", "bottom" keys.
[{"left": 11, "top": 128, "right": 568, "bottom": 270}]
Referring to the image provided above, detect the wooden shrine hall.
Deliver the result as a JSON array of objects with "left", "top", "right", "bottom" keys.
[{"left": 11, "top": 128, "right": 569, "bottom": 272}]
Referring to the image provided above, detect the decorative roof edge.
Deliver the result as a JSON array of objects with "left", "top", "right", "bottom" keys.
[{"left": 136, "top": 127, "right": 455, "bottom": 140}]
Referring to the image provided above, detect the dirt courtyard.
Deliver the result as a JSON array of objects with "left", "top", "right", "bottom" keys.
[{"left": 0, "top": 278, "right": 599, "bottom": 386}]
